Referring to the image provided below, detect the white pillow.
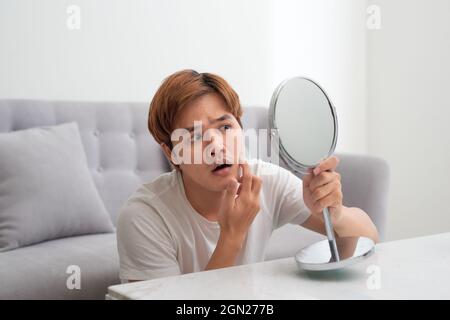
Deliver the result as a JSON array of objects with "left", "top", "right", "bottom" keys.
[{"left": 0, "top": 122, "right": 114, "bottom": 252}]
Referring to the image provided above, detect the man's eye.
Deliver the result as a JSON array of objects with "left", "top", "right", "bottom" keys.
[{"left": 221, "top": 124, "right": 232, "bottom": 131}]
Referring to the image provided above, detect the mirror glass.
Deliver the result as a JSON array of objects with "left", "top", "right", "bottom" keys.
[{"left": 272, "top": 77, "right": 336, "bottom": 169}]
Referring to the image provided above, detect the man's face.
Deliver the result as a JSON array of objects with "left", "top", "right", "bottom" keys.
[{"left": 168, "top": 93, "right": 244, "bottom": 192}]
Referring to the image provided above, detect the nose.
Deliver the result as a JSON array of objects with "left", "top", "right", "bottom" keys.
[{"left": 208, "top": 132, "right": 225, "bottom": 161}]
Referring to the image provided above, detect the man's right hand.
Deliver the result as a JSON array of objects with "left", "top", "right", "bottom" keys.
[
  {"left": 204, "top": 162, "right": 262, "bottom": 271},
  {"left": 218, "top": 162, "right": 262, "bottom": 247}
]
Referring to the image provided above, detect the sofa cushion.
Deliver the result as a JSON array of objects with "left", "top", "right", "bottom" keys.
[
  {"left": 0, "top": 122, "right": 114, "bottom": 252},
  {"left": 0, "top": 233, "right": 119, "bottom": 299}
]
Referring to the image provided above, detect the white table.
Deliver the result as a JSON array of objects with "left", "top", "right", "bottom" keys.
[{"left": 107, "top": 232, "right": 450, "bottom": 300}]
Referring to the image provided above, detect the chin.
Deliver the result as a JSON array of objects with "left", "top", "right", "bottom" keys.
[{"left": 208, "top": 175, "right": 236, "bottom": 191}]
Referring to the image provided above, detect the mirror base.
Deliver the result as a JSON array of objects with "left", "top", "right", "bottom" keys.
[{"left": 294, "top": 237, "right": 375, "bottom": 271}]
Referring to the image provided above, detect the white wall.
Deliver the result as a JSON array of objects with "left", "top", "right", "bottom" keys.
[
  {"left": 0, "top": 0, "right": 368, "bottom": 155},
  {"left": 367, "top": 0, "right": 450, "bottom": 240},
  {"left": 0, "top": 0, "right": 272, "bottom": 107},
  {"left": 270, "top": 0, "right": 368, "bottom": 154},
  {"left": 6, "top": 0, "right": 444, "bottom": 241}
]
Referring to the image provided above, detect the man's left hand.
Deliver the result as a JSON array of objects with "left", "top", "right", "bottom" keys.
[{"left": 302, "top": 156, "right": 344, "bottom": 225}]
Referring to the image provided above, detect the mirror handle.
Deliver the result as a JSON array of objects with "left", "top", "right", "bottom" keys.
[{"left": 323, "top": 207, "right": 340, "bottom": 262}]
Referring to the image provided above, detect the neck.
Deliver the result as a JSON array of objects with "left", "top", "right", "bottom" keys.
[{"left": 180, "top": 172, "right": 226, "bottom": 222}]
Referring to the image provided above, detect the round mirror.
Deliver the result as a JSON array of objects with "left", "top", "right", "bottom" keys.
[
  {"left": 271, "top": 77, "right": 337, "bottom": 169},
  {"left": 269, "top": 76, "right": 375, "bottom": 271}
]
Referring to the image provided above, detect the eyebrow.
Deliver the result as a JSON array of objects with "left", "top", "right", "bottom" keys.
[{"left": 184, "top": 114, "right": 233, "bottom": 132}]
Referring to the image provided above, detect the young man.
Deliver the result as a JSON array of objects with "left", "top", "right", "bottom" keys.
[{"left": 116, "top": 69, "right": 379, "bottom": 282}]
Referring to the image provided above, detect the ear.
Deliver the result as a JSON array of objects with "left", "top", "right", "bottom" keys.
[
  {"left": 161, "top": 143, "right": 180, "bottom": 171},
  {"left": 161, "top": 143, "right": 172, "bottom": 160}
]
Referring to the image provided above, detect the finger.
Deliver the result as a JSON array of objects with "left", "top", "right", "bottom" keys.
[
  {"left": 302, "top": 172, "right": 314, "bottom": 188},
  {"left": 315, "top": 191, "right": 343, "bottom": 213},
  {"left": 237, "top": 161, "right": 245, "bottom": 183},
  {"left": 239, "top": 162, "right": 252, "bottom": 193},
  {"left": 251, "top": 176, "right": 262, "bottom": 195},
  {"left": 309, "top": 171, "right": 340, "bottom": 192},
  {"left": 236, "top": 182, "right": 242, "bottom": 195},
  {"left": 313, "top": 156, "right": 340, "bottom": 175},
  {"left": 223, "top": 179, "right": 239, "bottom": 209},
  {"left": 311, "top": 180, "right": 340, "bottom": 203},
  {"left": 313, "top": 185, "right": 342, "bottom": 212}
]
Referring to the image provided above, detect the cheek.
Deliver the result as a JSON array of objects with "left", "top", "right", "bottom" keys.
[{"left": 225, "top": 133, "right": 244, "bottom": 161}]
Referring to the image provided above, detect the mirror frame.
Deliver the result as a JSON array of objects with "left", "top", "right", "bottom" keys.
[{"left": 269, "top": 76, "right": 339, "bottom": 174}]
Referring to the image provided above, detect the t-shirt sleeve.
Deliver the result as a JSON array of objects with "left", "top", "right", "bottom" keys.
[
  {"left": 262, "top": 162, "right": 311, "bottom": 230},
  {"left": 116, "top": 201, "right": 181, "bottom": 281}
]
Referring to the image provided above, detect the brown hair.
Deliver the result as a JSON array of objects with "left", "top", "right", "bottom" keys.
[{"left": 148, "top": 69, "right": 243, "bottom": 149}]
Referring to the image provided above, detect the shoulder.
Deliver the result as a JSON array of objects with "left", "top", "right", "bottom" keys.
[
  {"left": 116, "top": 188, "right": 176, "bottom": 248},
  {"left": 246, "top": 159, "right": 304, "bottom": 207},
  {"left": 246, "top": 158, "right": 297, "bottom": 183},
  {"left": 117, "top": 170, "right": 179, "bottom": 230},
  {"left": 128, "top": 170, "right": 179, "bottom": 204}
]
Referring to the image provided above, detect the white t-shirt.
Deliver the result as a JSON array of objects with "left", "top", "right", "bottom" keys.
[{"left": 116, "top": 158, "right": 311, "bottom": 282}]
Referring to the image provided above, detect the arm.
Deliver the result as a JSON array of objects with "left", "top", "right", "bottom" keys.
[
  {"left": 205, "top": 162, "right": 262, "bottom": 271},
  {"left": 301, "top": 205, "right": 379, "bottom": 243},
  {"left": 301, "top": 156, "right": 379, "bottom": 243},
  {"left": 204, "top": 232, "right": 244, "bottom": 270}
]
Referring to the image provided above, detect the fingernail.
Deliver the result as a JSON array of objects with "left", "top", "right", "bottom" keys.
[{"left": 314, "top": 167, "right": 321, "bottom": 175}]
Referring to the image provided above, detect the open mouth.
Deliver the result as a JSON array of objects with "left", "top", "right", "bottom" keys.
[{"left": 212, "top": 163, "right": 232, "bottom": 172}]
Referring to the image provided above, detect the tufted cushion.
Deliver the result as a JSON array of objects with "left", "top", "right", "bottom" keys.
[
  {"left": 0, "top": 100, "right": 170, "bottom": 225},
  {"left": 0, "top": 122, "right": 116, "bottom": 251}
]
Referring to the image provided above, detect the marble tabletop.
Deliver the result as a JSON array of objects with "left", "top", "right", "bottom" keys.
[{"left": 107, "top": 232, "right": 450, "bottom": 300}]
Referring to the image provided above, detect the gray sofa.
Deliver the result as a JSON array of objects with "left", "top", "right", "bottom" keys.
[{"left": 0, "top": 100, "right": 390, "bottom": 299}]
